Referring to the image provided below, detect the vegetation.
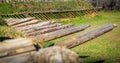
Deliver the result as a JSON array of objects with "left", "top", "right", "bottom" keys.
[
  {"left": 42, "top": 11, "right": 120, "bottom": 63},
  {"left": 0, "top": 1, "right": 92, "bottom": 14},
  {"left": 0, "top": 17, "right": 7, "bottom": 25}
]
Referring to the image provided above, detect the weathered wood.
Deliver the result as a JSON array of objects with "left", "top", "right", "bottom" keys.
[
  {"left": 0, "top": 45, "right": 35, "bottom": 58},
  {"left": 0, "top": 46, "right": 82, "bottom": 63},
  {"left": 56, "top": 24, "right": 116, "bottom": 48},
  {"left": 33, "top": 24, "right": 90, "bottom": 43},
  {"left": 0, "top": 51, "right": 35, "bottom": 63},
  {"left": 25, "top": 24, "right": 74, "bottom": 36},
  {"left": 0, "top": 38, "right": 33, "bottom": 52},
  {"left": 0, "top": 38, "right": 35, "bottom": 57},
  {"left": 23, "top": 23, "right": 62, "bottom": 33},
  {"left": 12, "top": 19, "right": 39, "bottom": 27},
  {"left": 5, "top": 18, "right": 19, "bottom": 25},
  {"left": 7, "top": 17, "right": 35, "bottom": 26},
  {"left": 17, "top": 21, "right": 54, "bottom": 31}
]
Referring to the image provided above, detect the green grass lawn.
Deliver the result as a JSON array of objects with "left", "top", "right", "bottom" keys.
[{"left": 43, "top": 11, "right": 120, "bottom": 63}]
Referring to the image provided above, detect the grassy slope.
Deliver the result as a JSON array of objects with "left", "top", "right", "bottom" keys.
[{"left": 43, "top": 11, "right": 120, "bottom": 63}]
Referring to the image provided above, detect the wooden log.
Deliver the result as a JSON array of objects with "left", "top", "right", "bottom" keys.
[
  {"left": 12, "top": 19, "right": 39, "bottom": 27},
  {"left": 0, "top": 38, "right": 33, "bottom": 52},
  {"left": 55, "top": 24, "right": 117, "bottom": 48},
  {"left": 25, "top": 24, "right": 74, "bottom": 37},
  {"left": 17, "top": 21, "right": 54, "bottom": 31},
  {"left": 0, "top": 46, "right": 82, "bottom": 63},
  {"left": 0, "top": 51, "right": 35, "bottom": 63},
  {"left": 0, "top": 45, "right": 35, "bottom": 58},
  {"left": 8, "top": 17, "right": 35, "bottom": 26},
  {"left": 0, "top": 38, "right": 35, "bottom": 57},
  {"left": 33, "top": 24, "right": 90, "bottom": 43},
  {"left": 23, "top": 23, "right": 62, "bottom": 33}
]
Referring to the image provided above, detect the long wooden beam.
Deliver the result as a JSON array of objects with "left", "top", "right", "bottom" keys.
[{"left": 55, "top": 24, "right": 116, "bottom": 48}]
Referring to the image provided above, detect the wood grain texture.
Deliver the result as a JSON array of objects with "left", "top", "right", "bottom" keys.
[
  {"left": 56, "top": 24, "right": 116, "bottom": 48},
  {"left": 7, "top": 17, "right": 35, "bottom": 26},
  {"left": 25, "top": 24, "right": 74, "bottom": 36},
  {"left": 0, "top": 38, "right": 35, "bottom": 57},
  {"left": 33, "top": 24, "right": 90, "bottom": 43}
]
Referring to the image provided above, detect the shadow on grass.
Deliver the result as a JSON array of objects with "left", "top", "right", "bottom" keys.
[
  {"left": 79, "top": 55, "right": 105, "bottom": 63},
  {"left": 0, "top": 37, "right": 12, "bottom": 42},
  {"left": 93, "top": 60, "right": 105, "bottom": 63},
  {"left": 79, "top": 56, "right": 90, "bottom": 58}
]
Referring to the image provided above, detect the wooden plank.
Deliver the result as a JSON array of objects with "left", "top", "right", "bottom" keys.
[
  {"left": 33, "top": 24, "right": 90, "bottom": 43},
  {"left": 55, "top": 24, "right": 116, "bottom": 48},
  {"left": 25, "top": 24, "right": 74, "bottom": 36}
]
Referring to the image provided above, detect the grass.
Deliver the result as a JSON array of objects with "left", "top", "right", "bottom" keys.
[
  {"left": 0, "top": 26, "right": 22, "bottom": 39},
  {"left": 42, "top": 11, "right": 120, "bottom": 63}
]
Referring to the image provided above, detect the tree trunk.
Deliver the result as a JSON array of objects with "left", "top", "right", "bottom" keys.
[{"left": 56, "top": 24, "right": 116, "bottom": 48}]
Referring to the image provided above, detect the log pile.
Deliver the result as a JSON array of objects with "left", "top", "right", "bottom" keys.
[
  {"left": 0, "top": 23, "right": 116, "bottom": 63},
  {"left": 5, "top": 17, "right": 77, "bottom": 37},
  {"left": 5, "top": 17, "right": 90, "bottom": 39},
  {"left": 0, "top": 17, "right": 90, "bottom": 57}
]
